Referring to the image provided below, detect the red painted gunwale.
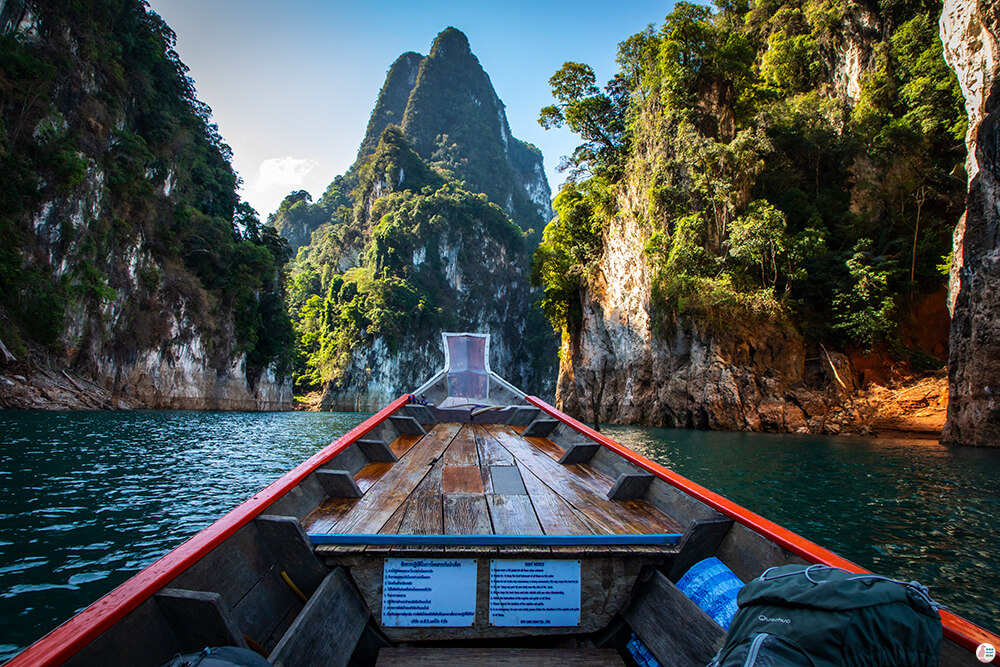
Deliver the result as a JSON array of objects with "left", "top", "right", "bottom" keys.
[
  {"left": 8, "top": 394, "right": 414, "bottom": 667},
  {"left": 525, "top": 395, "right": 1000, "bottom": 663}
]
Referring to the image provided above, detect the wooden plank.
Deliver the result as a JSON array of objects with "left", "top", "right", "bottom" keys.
[
  {"left": 254, "top": 515, "right": 328, "bottom": 597},
  {"left": 505, "top": 406, "right": 540, "bottom": 426},
  {"left": 376, "top": 648, "right": 626, "bottom": 666},
  {"left": 486, "top": 494, "right": 541, "bottom": 535},
  {"left": 358, "top": 439, "right": 398, "bottom": 463},
  {"left": 309, "top": 534, "right": 678, "bottom": 546},
  {"left": 715, "top": 521, "right": 808, "bottom": 583},
  {"left": 442, "top": 465, "right": 483, "bottom": 494},
  {"left": 326, "top": 443, "right": 369, "bottom": 475},
  {"left": 315, "top": 469, "right": 363, "bottom": 498},
  {"left": 378, "top": 501, "right": 409, "bottom": 535},
  {"left": 61, "top": 598, "right": 179, "bottom": 667},
  {"left": 668, "top": 518, "right": 735, "bottom": 582},
  {"left": 330, "top": 423, "right": 461, "bottom": 535},
  {"left": 13, "top": 394, "right": 416, "bottom": 667},
  {"left": 525, "top": 396, "right": 1000, "bottom": 655},
  {"left": 355, "top": 462, "right": 394, "bottom": 493},
  {"left": 607, "top": 473, "right": 654, "bottom": 500},
  {"left": 302, "top": 498, "right": 356, "bottom": 534},
  {"left": 516, "top": 464, "right": 594, "bottom": 535},
  {"left": 390, "top": 434, "right": 423, "bottom": 458},
  {"left": 154, "top": 588, "right": 246, "bottom": 652},
  {"left": 475, "top": 424, "right": 515, "bottom": 465},
  {"left": 618, "top": 499, "right": 684, "bottom": 534},
  {"left": 398, "top": 459, "right": 444, "bottom": 535},
  {"left": 622, "top": 569, "right": 725, "bottom": 667},
  {"left": 481, "top": 426, "right": 657, "bottom": 535},
  {"left": 444, "top": 425, "right": 479, "bottom": 465},
  {"left": 490, "top": 465, "right": 527, "bottom": 495},
  {"left": 524, "top": 436, "right": 566, "bottom": 461},
  {"left": 167, "top": 523, "right": 273, "bottom": 610},
  {"left": 230, "top": 565, "right": 303, "bottom": 653},
  {"left": 269, "top": 568, "right": 369, "bottom": 667},
  {"left": 443, "top": 494, "right": 493, "bottom": 535},
  {"left": 558, "top": 442, "right": 600, "bottom": 465},
  {"left": 265, "top": 473, "right": 327, "bottom": 521}
]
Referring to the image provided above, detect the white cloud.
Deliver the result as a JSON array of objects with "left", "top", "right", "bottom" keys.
[
  {"left": 256, "top": 156, "right": 320, "bottom": 190},
  {"left": 243, "top": 156, "right": 324, "bottom": 219}
]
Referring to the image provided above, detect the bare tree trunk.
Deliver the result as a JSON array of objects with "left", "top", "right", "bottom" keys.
[
  {"left": 590, "top": 358, "right": 608, "bottom": 432},
  {"left": 0, "top": 337, "right": 15, "bottom": 363},
  {"left": 911, "top": 185, "right": 926, "bottom": 289}
]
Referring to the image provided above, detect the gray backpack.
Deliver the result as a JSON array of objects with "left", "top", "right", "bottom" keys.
[{"left": 709, "top": 564, "right": 943, "bottom": 666}]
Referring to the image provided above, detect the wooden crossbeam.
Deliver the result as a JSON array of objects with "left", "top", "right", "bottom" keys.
[
  {"left": 607, "top": 473, "right": 654, "bottom": 500},
  {"left": 315, "top": 469, "right": 363, "bottom": 498},
  {"left": 357, "top": 438, "right": 398, "bottom": 463},
  {"left": 558, "top": 442, "right": 601, "bottom": 465},
  {"left": 522, "top": 418, "right": 560, "bottom": 438},
  {"left": 307, "top": 533, "right": 681, "bottom": 546}
]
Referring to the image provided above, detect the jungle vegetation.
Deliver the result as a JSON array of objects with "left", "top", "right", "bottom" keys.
[
  {"left": 0, "top": 0, "right": 292, "bottom": 381},
  {"left": 533, "top": 0, "right": 965, "bottom": 362}
]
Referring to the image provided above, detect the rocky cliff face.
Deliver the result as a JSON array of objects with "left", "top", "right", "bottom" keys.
[
  {"left": 0, "top": 0, "right": 292, "bottom": 410},
  {"left": 941, "top": 0, "right": 1000, "bottom": 445},
  {"left": 285, "top": 29, "right": 557, "bottom": 410},
  {"left": 557, "top": 193, "right": 859, "bottom": 433},
  {"left": 320, "top": 214, "right": 542, "bottom": 411},
  {"left": 546, "top": 1, "right": 960, "bottom": 434}
]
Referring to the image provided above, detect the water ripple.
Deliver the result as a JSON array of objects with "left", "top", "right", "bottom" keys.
[{"left": 0, "top": 409, "right": 367, "bottom": 661}]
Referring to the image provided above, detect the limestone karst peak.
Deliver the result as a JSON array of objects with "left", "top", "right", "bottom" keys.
[{"left": 429, "top": 26, "right": 472, "bottom": 59}]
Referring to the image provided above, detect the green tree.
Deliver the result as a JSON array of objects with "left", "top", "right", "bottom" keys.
[{"left": 539, "top": 63, "right": 627, "bottom": 178}]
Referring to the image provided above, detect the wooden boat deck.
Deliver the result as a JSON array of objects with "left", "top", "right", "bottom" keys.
[{"left": 304, "top": 423, "right": 683, "bottom": 557}]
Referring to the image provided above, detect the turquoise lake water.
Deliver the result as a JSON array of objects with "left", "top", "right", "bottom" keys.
[{"left": 1, "top": 410, "right": 998, "bottom": 660}]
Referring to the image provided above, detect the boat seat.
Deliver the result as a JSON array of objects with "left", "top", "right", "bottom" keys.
[
  {"left": 623, "top": 569, "right": 727, "bottom": 667},
  {"left": 668, "top": 517, "right": 734, "bottom": 582},
  {"left": 375, "top": 648, "right": 626, "bottom": 666},
  {"left": 269, "top": 567, "right": 369, "bottom": 667}
]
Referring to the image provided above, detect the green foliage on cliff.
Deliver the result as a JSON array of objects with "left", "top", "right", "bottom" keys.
[
  {"left": 287, "top": 128, "right": 526, "bottom": 389},
  {"left": 535, "top": 0, "right": 965, "bottom": 351},
  {"left": 0, "top": 0, "right": 292, "bottom": 379}
]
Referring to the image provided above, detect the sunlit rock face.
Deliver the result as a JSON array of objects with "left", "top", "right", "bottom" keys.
[
  {"left": 941, "top": 0, "right": 1000, "bottom": 446},
  {"left": 556, "top": 205, "right": 857, "bottom": 434},
  {"left": 30, "top": 168, "right": 293, "bottom": 410}
]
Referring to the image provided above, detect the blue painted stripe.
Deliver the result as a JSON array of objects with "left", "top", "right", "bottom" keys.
[{"left": 307, "top": 533, "right": 682, "bottom": 546}]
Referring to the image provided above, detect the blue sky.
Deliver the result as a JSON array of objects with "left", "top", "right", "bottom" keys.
[{"left": 145, "top": 0, "right": 678, "bottom": 219}]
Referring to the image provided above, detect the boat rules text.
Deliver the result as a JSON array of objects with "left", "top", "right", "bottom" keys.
[
  {"left": 381, "top": 558, "right": 477, "bottom": 627},
  {"left": 489, "top": 560, "right": 581, "bottom": 627}
]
